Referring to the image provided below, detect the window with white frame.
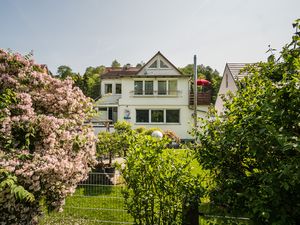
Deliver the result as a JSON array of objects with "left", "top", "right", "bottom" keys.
[
  {"left": 104, "top": 83, "right": 112, "bottom": 94},
  {"left": 134, "top": 81, "right": 143, "bottom": 95},
  {"left": 116, "top": 83, "right": 122, "bottom": 94},
  {"left": 145, "top": 81, "right": 154, "bottom": 95},
  {"left": 136, "top": 109, "right": 180, "bottom": 124},
  {"left": 158, "top": 81, "right": 167, "bottom": 95},
  {"left": 148, "top": 59, "right": 169, "bottom": 69},
  {"left": 158, "top": 80, "right": 177, "bottom": 95}
]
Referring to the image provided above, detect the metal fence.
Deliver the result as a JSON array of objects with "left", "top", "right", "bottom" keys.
[{"left": 41, "top": 172, "right": 134, "bottom": 225}]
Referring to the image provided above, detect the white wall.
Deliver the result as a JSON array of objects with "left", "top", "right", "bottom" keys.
[
  {"left": 118, "top": 77, "right": 190, "bottom": 106},
  {"left": 215, "top": 65, "right": 238, "bottom": 114},
  {"left": 101, "top": 79, "right": 122, "bottom": 96}
]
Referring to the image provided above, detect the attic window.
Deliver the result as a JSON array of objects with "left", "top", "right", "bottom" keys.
[
  {"left": 149, "top": 60, "right": 158, "bottom": 68},
  {"left": 160, "top": 60, "right": 169, "bottom": 68}
]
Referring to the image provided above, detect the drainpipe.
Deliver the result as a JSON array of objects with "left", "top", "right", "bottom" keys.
[{"left": 193, "top": 55, "right": 197, "bottom": 128}]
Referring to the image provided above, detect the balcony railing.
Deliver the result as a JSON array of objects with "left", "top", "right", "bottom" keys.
[
  {"left": 189, "top": 91, "right": 211, "bottom": 105},
  {"left": 130, "top": 90, "right": 182, "bottom": 97}
]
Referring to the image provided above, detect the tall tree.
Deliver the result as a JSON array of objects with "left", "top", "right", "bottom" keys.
[
  {"left": 57, "top": 65, "right": 73, "bottom": 79},
  {"left": 111, "top": 59, "right": 121, "bottom": 68},
  {"left": 179, "top": 64, "right": 221, "bottom": 103},
  {"left": 82, "top": 65, "right": 105, "bottom": 100}
]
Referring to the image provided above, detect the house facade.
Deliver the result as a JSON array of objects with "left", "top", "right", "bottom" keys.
[
  {"left": 93, "top": 52, "right": 211, "bottom": 140},
  {"left": 215, "top": 63, "right": 249, "bottom": 114}
]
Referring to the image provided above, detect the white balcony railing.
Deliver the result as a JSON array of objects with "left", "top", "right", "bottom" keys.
[{"left": 130, "top": 90, "right": 182, "bottom": 97}]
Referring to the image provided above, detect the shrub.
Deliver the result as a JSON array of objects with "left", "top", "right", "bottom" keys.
[{"left": 0, "top": 50, "right": 96, "bottom": 224}]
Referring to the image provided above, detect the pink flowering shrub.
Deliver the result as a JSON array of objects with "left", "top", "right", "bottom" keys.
[{"left": 0, "top": 49, "right": 96, "bottom": 224}]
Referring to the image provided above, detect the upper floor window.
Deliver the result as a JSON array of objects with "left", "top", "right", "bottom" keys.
[
  {"left": 226, "top": 73, "right": 228, "bottom": 88},
  {"left": 116, "top": 83, "right": 122, "bottom": 94},
  {"left": 105, "top": 84, "right": 112, "bottom": 94},
  {"left": 149, "top": 60, "right": 158, "bottom": 68},
  {"left": 145, "top": 81, "right": 154, "bottom": 95},
  {"left": 148, "top": 59, "right": 169, "bottom": 69},
  {"left": 158, "top": 81, "right": 167, "bottom": 95},
  {"left": 160, "top": 60, "right": 169, "bottom": 68},
  {"left": 158, "top": 80, "right": 177, "bottom": 95},
  {"left": 134, "top": 81, "right": 143, "bottom": 95}
]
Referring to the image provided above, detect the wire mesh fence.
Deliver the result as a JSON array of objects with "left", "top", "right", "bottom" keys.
[{"left": 40, "top": 172, "right": 134, "bottom": 225}]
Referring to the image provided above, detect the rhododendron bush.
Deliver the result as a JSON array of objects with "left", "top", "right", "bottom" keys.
[{"left": 0, "top": 49, "right": 96, "bottom": 224}]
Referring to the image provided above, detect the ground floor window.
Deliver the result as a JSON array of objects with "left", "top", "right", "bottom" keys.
[
  {"left": 136, "top": 110, "right": 149, "bottom": 123},
  {"left": 166, "top": 110, "right": 180, "bottom": 123},
  {"left": 136, "top": 109, "right": 180, "bottom": 124},
  {"left": 97, "top": 107, "right": 118, "bottom": 124}
]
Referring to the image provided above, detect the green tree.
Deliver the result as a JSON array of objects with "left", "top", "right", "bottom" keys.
[
  {"left": 122, "top": 134, "right": 203, "bottom": 225},
  {"left": 194, "top": 20, "right": 300, "bottom": 224},
  {"left": 179, "top": 64, "right": 221, "bottom": 104},
  {"left": 56, "top": 65, "right": 73, "bottom": 79},
  {"left": 56, "top": 65, "right": 83, "bottom": 89},
  {"left": 111, "top": 59, "right": 121, "bottom": 68},
  {"left": 82, "top": 65, "right": 105, "bottom": 100}
]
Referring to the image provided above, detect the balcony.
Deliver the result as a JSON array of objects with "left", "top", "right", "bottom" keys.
[
  {"left": 130, "top": 90, "right": 182, "bottom": 97},
  {"left": 189, "top": 90, "right": 211, "bottom": 105}
]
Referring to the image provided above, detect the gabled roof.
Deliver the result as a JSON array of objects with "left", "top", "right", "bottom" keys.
[
  {"left": 101, "top": 52, "right": 186, "bottom": 79},
  {"left": 137, "top": 51, "right": 184, "bottom": 76},
  {"left": 226, "top": 63, "right": 251, "bottom": 82}
]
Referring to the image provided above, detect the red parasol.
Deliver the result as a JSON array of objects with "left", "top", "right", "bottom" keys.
[{"left": 197, "top": 79, "right": 211, "bottom": 86}]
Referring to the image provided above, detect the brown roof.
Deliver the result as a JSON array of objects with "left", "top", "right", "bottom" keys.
[
  {"left": 101, "top": 52, "right": 184, "bottom": 79},
  {"left": 101, "top": 67, "right": 139, "bottom": 79}
]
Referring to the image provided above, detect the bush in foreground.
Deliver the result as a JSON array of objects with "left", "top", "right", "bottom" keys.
[{"left": 0, "top": 50, "right": 96, "bottom": 224}]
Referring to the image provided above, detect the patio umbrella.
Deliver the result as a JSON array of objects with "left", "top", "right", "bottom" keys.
[{"left": 197, "top": 79, "right": 211, "bottom": 86}]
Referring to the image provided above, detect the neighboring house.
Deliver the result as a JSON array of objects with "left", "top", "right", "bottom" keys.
[
  {"left": 93, "top": 52, "right": 211, "bottom": 140},
  {"left": 215, "top": 63, "right": 249, "bottom": 114}
]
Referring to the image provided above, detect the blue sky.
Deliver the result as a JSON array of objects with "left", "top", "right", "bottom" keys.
[{"left": 1, "top": 0, "right": 299, "bottom": 75}]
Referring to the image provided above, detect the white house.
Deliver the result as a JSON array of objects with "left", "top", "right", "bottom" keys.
[
  {"left": 215, "top": 63, "right": 250, "bottom": 114},
  {"left": 93, "top": 52, "right": 211, "bottom": 140}
]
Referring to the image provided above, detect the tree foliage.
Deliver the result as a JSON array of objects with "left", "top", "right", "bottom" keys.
[
  {"left": 0, "top": 50, "right": 96, "bottom": 224},
  {"left": 179, "top": 64, "right": 221, "bottom": 103},
  {"left": 194, "top": 20, "right": 300, "bottom": 224},
  {"left": 122, "top": 134, "right": 203, "bottom": 224},
  {"left": 111, "top": 59, "right": 121, "bottom": 68}
]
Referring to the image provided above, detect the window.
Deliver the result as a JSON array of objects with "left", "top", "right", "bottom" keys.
[
  {"left": 136, "top": 110, "right": 149, "bottom": 123},
  {"left": 160, "top": 60, "right": 169, "bottom": 68},
  {"left": 116, "top": 83, "right": 122, "bottom": 94},
  {"left": 136, "top": 109, "right": 180, "bottom": 124},
  {"left": 168, "top": 80, "right": 177, "bottom": 95},
  {"left": 151, "top": 110, "right": 164, "bottom": 123},
  {"left": 134, "top": 81, "right": 143, "bottom": 95},
  {"left": 145, "top": 81, "right": 154, "bottom": 95},
  {"left": 158, "top": 81, "right": 167, "bottom": 95},
  {"left": 166, "top": 110, "right": 180, "bottom": 123},
  {"left": 104, "top": 84, "right": 112, "bottom": 94},
  {"left": 149, "top": 60, "right": 158, "bottom": 68},
  {"left": 226, "top": 73, "right": 228, "bottom": 88}
]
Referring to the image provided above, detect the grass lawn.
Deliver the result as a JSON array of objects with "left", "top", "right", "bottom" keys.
[{"left": 40, "top": 185, "right": 133, "bottom": 225}]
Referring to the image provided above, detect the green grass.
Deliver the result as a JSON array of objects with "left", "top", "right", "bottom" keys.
[{"left": 40, "top": 185, "right": 133, "bottom": 225}]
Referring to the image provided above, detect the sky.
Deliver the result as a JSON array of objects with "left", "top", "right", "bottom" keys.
[{"left": 1, "top": 0, "right": 299, "bottom": 75}]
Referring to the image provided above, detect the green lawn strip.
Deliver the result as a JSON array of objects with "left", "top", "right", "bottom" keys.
[{"left": 40, "top": 185, "right": 133, "bottom": 224}]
